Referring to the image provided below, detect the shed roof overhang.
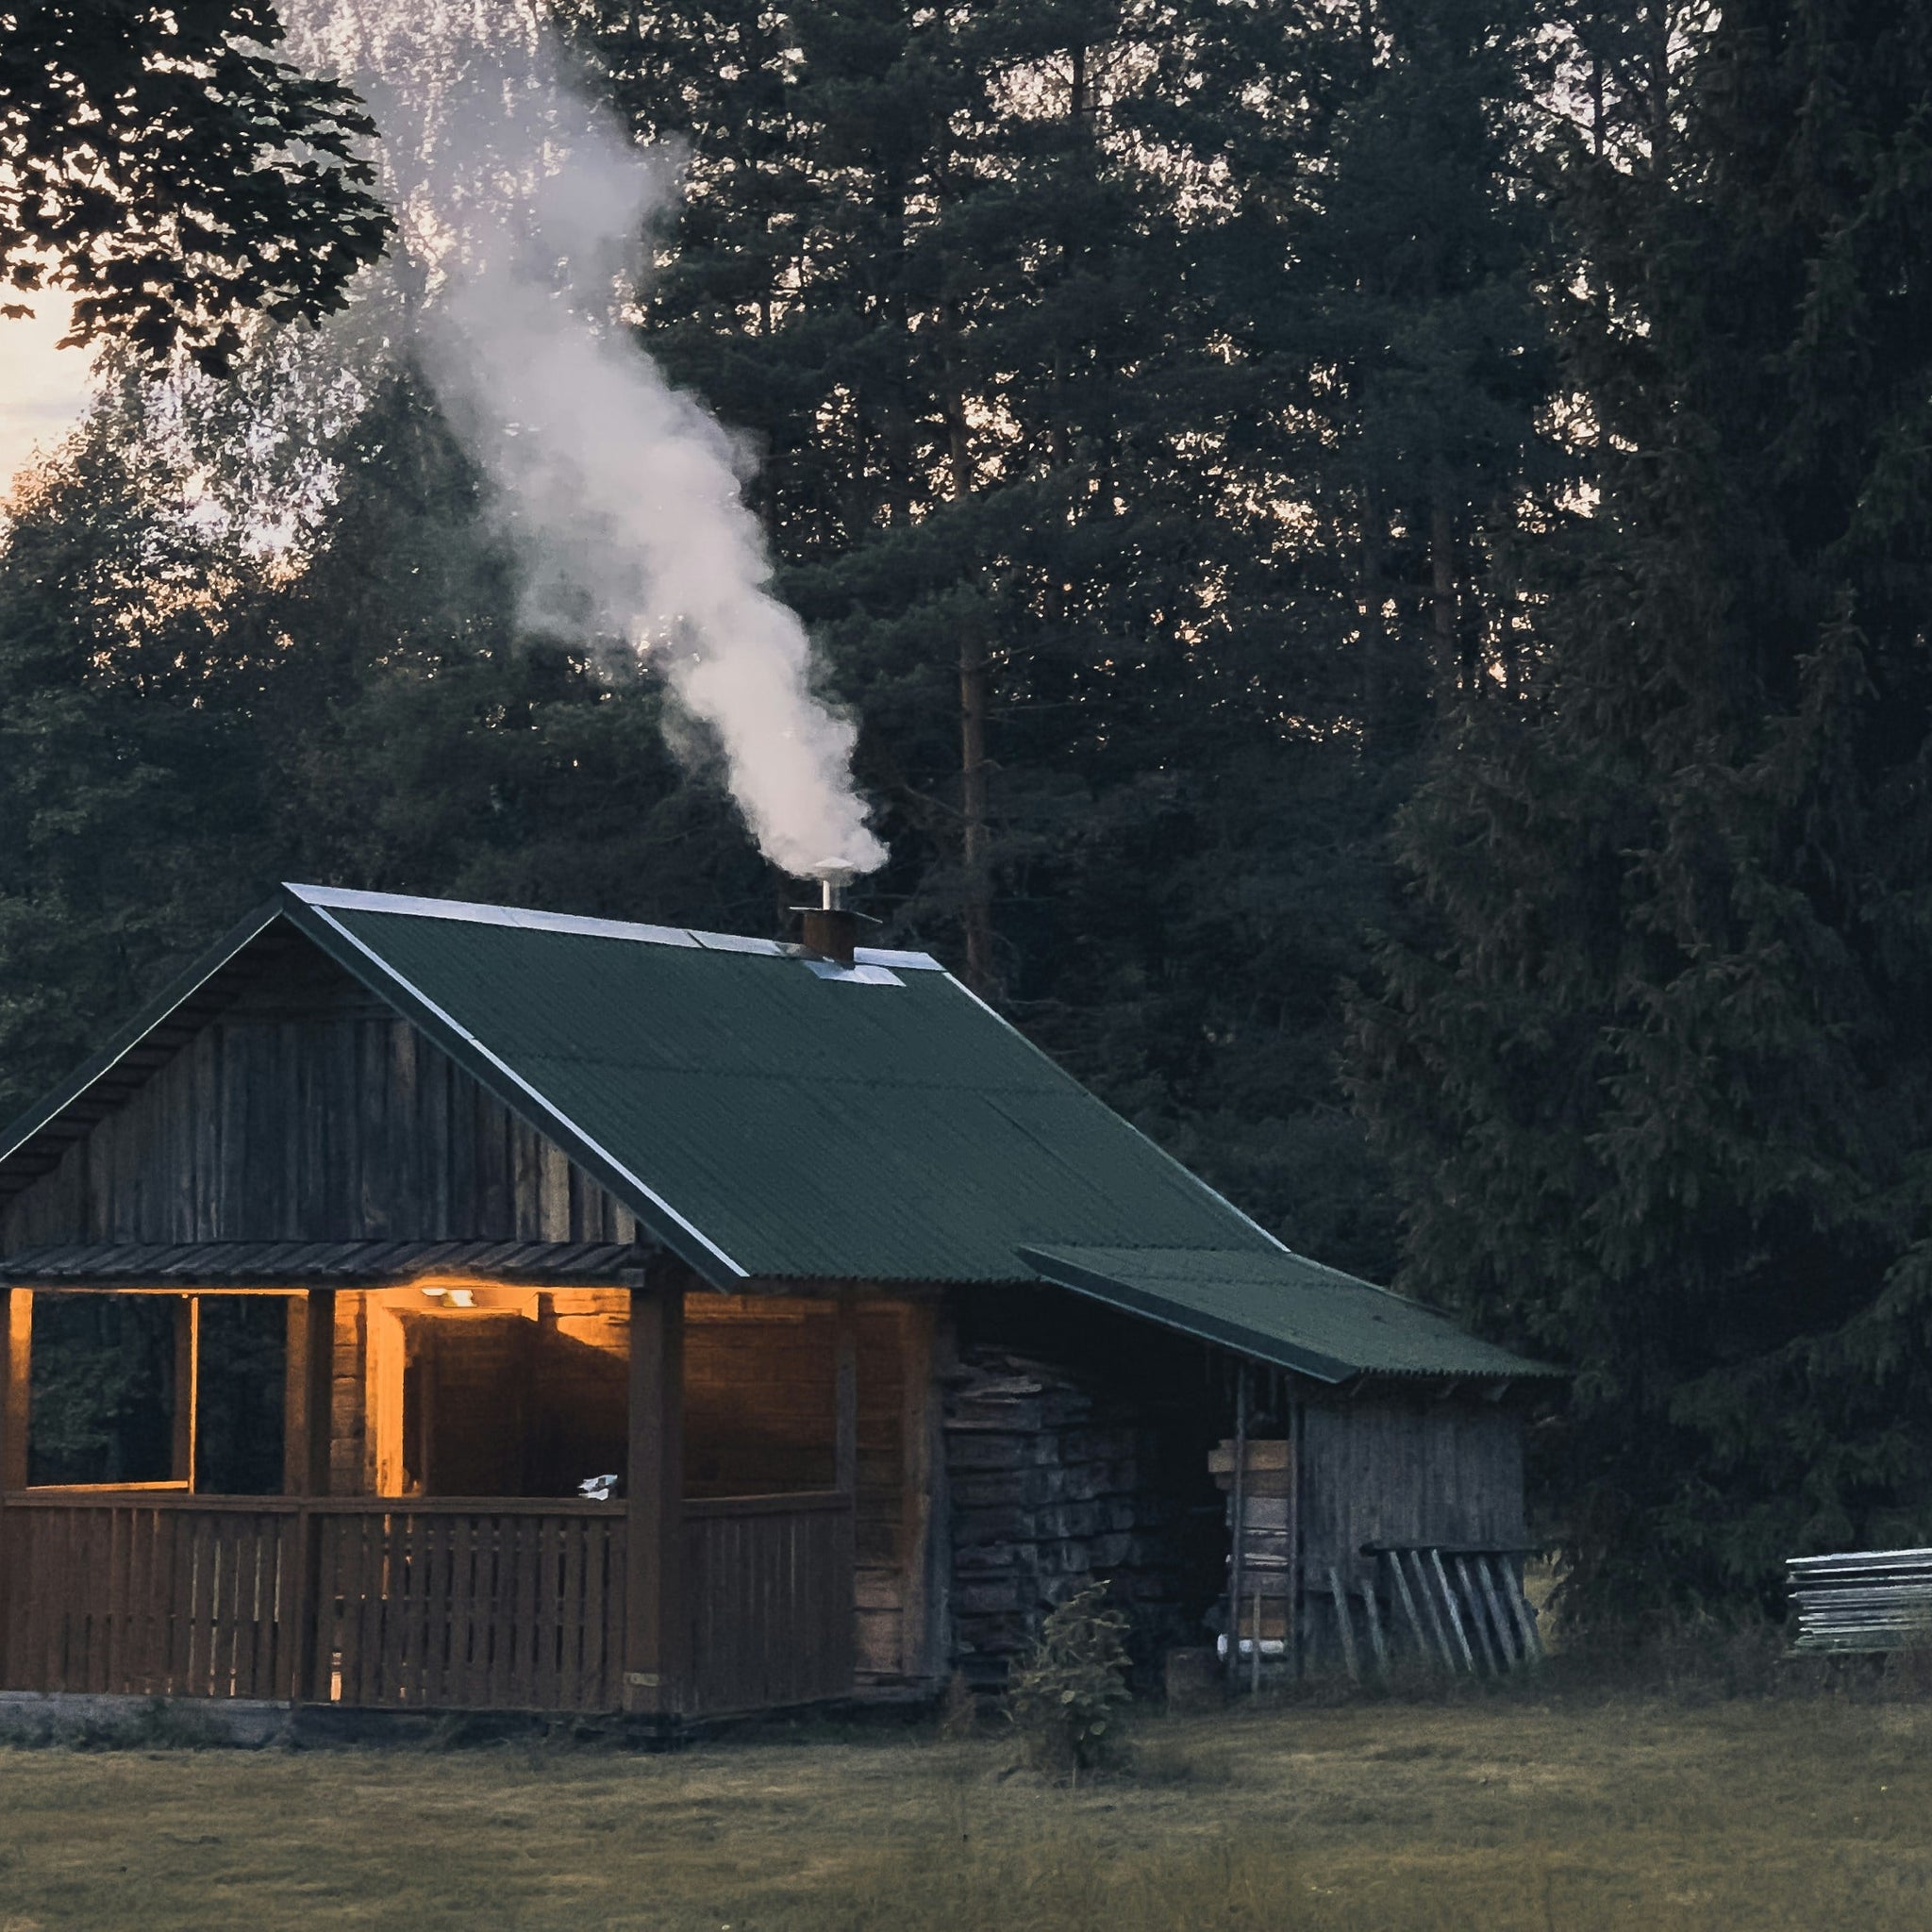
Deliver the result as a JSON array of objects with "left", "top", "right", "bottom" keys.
[{"left": 1017, "top": 1244, "right": 1562, "bottom": 1388}]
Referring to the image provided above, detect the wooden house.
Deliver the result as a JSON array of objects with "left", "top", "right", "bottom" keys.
[{"left": 0, "top": 885, "right": 1555, "bottom": 1727}]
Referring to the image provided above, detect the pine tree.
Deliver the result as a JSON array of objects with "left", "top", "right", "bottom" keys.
[
  {"left": 0, "top": 380, "right": 282, "bottom": 1121},
  {"left": 1350, "top": 0, "right": 1932, "bottom": 1613}
]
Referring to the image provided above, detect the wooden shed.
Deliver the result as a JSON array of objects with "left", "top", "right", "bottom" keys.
[{"left": 0, "top": 885, "right": 1555, "bottom": 1726}]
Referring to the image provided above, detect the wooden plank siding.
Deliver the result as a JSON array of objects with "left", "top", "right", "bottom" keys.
[
  {"left": 0, "top": 949, "right": 641, "bottom": 1254},
  {"left": 1298, "top": 1396, "right": 1526, "bottom": 1592}
]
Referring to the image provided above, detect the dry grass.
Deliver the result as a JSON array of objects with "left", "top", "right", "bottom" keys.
[{"left": 2, "top": 1690, "right": 1929, "bottom": 1929}]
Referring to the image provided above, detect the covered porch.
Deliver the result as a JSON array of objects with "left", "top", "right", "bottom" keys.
[{"left": 0, "top": 1249, "right": 935, "bottom": 1724}]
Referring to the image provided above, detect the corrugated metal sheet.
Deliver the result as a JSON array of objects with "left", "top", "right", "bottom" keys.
[
  {"left": 292, "top": 891, "right": 1280, "bottom": 1285},
  {"left": 0, "top": 1240, "right": 641, "bottom": 1288},
  {"left": 1018, "top": 1245, "right": 1561, "bottom": 1383}
]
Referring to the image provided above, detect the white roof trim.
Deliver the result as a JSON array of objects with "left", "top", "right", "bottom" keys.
[
  {"left": 283, "top": 882, "right": 944, "bottom": 970},
  {"left": 285, "top": 884, "right": 702, "bottom": 948}
]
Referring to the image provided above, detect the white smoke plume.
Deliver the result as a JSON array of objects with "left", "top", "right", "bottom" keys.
[{"left": 294, "top": 2, "right": 885, "bottom": 880}]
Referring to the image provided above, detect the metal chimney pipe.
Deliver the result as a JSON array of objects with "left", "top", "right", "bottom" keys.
[{"left": 801, "top": 874, "right": 858, "bottom": 966}]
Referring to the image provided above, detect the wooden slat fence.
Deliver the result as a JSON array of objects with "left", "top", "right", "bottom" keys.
[
  {"left": 0, "top": 1494, "right": 305, "bottom": 1700},
  {"left": 685, "top": 1491, "right": 855, "bottom": 1714},
  {"left": 0, "top": 1489, "right": 855, "bottom": 1716},
  {"left": 314, "top": 1500, "right": 625, "bottom": 1710}
]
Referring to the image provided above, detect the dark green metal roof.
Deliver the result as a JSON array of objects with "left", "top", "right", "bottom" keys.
[
  {"left": 282, "top": 886, "right": 1284, "bottom": 1287},
  {"left": 0, "top": 884, "right": 1557, "bottom": 1384},
  {"left": 1018, "top": 1245, "right": 1561, "bottom": 1383}
]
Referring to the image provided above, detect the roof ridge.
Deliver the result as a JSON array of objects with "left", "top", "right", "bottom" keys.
[{"left": 282, "top": 883, "right": 942, "bottom": 971}]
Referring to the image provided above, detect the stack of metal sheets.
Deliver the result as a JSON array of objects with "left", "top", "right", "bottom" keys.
[{"left": 1787, "top": 1548, "right": 1932, "bottom": 1653}]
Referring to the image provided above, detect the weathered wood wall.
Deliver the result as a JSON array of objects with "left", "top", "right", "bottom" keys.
[
  {"left": 0, "top": 942, "right": 641, "bottom": 1251},
  {"left": 682, "top": 1295, "right": 936, "bottom": 1687},
  {"left": 1298, "top": 1394, "right": 1526, "bottom": 1591}
]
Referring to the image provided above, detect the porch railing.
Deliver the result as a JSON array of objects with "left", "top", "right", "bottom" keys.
[
  {"left": 0, "top": 1488, "right": 853, "bottom": 1714},
  {"left": 685, "top": 1491, "right": 855, "bottom": 1714}
]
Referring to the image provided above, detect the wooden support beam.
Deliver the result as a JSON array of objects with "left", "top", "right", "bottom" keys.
[
  {"left": 624, "top": 1271, "right": 686, "bottom": 1719},
  {"left": 1506, "top": 1556, "right": 1544, "bottom": 1661},
  {"left": 897, "top": 1302, "right": 939, "bottom": 1683},
  {"left": 1430, "top": 1548, "right": 1476, "bottom": 1673},
  {"left": 1225, "top": 1364, "right": 1247, "bottom": 1687},
  {"left": 831, "top": 1297, "right": 861, "bottom": 1691},
  {"left": 0, "top": 1289, "right": 29, "bottom": 1691},
  {"left": 172, "top": 1295, "right": 200, "bottom": 1491},
  {"left": 1362, "top": 1577, "right": 1390, "bottom": 1675},
  {"left": 1475, "top": 1555, "right": 1517, "bottom": 1669},
  {"left": 284, "top": 1291, "right": 336, "bottom": 1497},
  {"left": 833, "top": 1298, "right": 858, "bottom": 1499},
  {"left": 1388, "top": 1549, "right": 1432, "bottom": 1668},
  {"left": 1456, "top": 1555, "right": 1498, "bottom": 1674},
  {"left": 1407, "top": 1549, "right": 1456, "bottom": 1671},
  {"left": 1, "top": 1290, "right": 29, "bottom": 1493},
  {"left": 283, "top": 1291, "right": 335, "bottom": 1702},
  {"left": 1327, "top": 1565, "right": 1359, "bottom": 1683}
]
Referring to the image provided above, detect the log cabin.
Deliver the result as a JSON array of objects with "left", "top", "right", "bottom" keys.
[{"left": 0, "top": 884, "right": 1556, "bottom": 1729}]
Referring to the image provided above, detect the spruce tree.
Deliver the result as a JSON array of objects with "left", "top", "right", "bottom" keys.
[{"left": 1351, "top": 0, "right": 1932, "bottom": 1612}]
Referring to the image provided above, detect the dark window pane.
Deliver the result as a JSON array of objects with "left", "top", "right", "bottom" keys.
[
  {"left": 27, "top": 1294, "right": 176, "bottom": 1486},
  {"left": 197, "top": 1297, "right": 287, "bottom": 1495}
]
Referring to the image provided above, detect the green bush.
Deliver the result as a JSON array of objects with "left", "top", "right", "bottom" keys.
[{"left": 1003, "top": 1581, "right": 1133, "bottom": 1780}]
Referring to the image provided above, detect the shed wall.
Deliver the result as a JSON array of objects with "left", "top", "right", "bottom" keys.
[
  {"left": 1299, "top": 1394, "right": 1525, "bottom": 1593},
  {"left": 0, "top": 946, "right": 641, "bottom": 1251}
]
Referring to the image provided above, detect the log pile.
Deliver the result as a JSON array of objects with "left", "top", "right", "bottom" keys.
[{"left": 943, "top": 1346, "right": 1191, "bottom": 1684}]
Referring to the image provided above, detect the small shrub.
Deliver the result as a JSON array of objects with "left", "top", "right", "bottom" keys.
[{"left": 1003, "top": 1581, "right": 1133, "bottom": 1780}]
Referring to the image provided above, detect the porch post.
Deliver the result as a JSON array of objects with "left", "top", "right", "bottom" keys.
[
  {"left": 624, "top": 1267, "right": 686, "bottom": 1718},
  {"left": 832, "top": 1297, "right": 859, "bottom": 1693},
  {"left": 172, "top": 1295, "right": 200, "bottom": 1490},
  {"left": 283, "top": 1291, "right": 336, "bottom": 1497},
  {"left": 283, "top": 1291, "right": 335, "bottom": 1703},
  {"left": 0, "top": 1289, "right": 27, "bottom": 1493},
  {"left": 833, "top": 1297, "right": 858, "bottom": 1498},
  {"left": 0, "top": 1289, "right": 30, "bottom": 1689}
]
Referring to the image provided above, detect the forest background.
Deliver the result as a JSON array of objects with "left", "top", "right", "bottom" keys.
[{"left": 5, "top": 0, "right": 1932, "bottom": 1625}]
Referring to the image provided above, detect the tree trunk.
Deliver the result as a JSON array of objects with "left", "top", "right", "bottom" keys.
[
  {"left": 1359, "top": 484, "right": 1389, "bottom": 739},
  {"left": 1430, "top": 468, "right": 1459, "bottom": 699},
  {"left": 940, "top": 338, "right": 994, "bottom": 993}
]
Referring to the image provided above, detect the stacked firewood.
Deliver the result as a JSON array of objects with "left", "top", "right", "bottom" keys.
[
  {"left": 1211, "top": 1438, "right": 1293, "bottom": 1661},
  {"left": 944, "top": 1348, "right": 1187, "bottom": 1682}
]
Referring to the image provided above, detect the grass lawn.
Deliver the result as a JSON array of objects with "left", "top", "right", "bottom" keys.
[{"left": 0, "top": 1691, "right": 1925, "bottom": 1929}]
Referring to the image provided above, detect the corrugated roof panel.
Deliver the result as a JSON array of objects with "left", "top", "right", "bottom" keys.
[
  {"left": 308, "top": 901, "right": 1276, "bottom": 1284},
  {"left": 1018, "top": 1245, "right": 1559, "bottom": 1382}
]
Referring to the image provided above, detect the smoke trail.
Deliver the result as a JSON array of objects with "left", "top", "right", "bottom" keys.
[{"left": 303, "top": 3, "right": 885, "bottom": 880}]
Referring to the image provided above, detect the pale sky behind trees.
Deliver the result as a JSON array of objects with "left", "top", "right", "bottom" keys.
[{"left": 0, "top": 301, "right": 92, "bottom": 500}]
